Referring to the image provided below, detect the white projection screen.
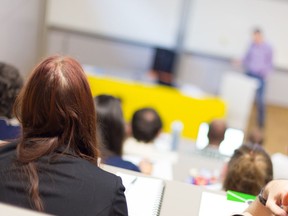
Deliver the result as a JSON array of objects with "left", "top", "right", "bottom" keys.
[
  {"left": 184, "top": 0, "right": 288, "bottom": 69},
  {"left": 46, "top": 0, "right": 182, "bottom": 49}
]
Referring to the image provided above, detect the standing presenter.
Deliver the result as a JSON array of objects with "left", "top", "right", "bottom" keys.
[{"left": 243, "top": 28, "right": 273, "bottom": 128}]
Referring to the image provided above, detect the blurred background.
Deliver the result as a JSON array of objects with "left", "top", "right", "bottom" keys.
[{"left": 1, "top": 0, "right": 288, "bottom": 154}]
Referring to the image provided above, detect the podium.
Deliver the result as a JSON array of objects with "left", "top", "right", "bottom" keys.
[{"left": 219, "top": 72, "right": 259, "bottom": 130}]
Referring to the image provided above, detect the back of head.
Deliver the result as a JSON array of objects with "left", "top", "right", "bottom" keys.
[
  {"left": 15, "top": 55, "right": 98, "bottom": 162},
  {"left": 253, "top": 28, "right": 262, "bottom": 35},
  {"left": 223, "top": 144, "right": 273, "bottom": 195},
  {"left": 94, "top": 95, "right": 125, "bottom": 156},
  {"left": 207, "top": 119, "right": 227, "bottom": 146},
  {"left": 131, "top": 108, "right": 162, "bottom": 143},
  {"left": 14, "top": 55, "right": 99, "bottom": 211},
  {"left": 0, "top": 63, "right": 23, "bottom": 118},
  {"left": 247, "top": 128, "right": 264, "bottom": 145}
]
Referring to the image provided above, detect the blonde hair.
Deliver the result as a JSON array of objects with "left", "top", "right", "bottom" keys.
[{"left": 223, "top": 144, "right": 273, "bottom": 195}]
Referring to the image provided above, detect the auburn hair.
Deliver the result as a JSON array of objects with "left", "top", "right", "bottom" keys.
[{"left": 14, "top": 56, "right": 99, "bottom": 211}]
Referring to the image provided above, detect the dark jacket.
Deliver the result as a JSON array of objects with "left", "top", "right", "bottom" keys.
[{"left": 0, "top": 142, "right": 128, "bottom": 216}]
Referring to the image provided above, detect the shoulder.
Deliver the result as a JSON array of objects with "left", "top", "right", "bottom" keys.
[
  {"left": 41, "top": 156, "right": 128, "bottom": 215},
  {"left": 58, "top": 154, "right": 123, "bottom": 182},
  {"left": 124, "top": 137, "right": 138, "bottom": 148},
  {"left": 104, "top": 156, "right": 140, "bottom": 172},
  {"left": 246, "top": 43, "right": 254, "bottom": 51},
  {"left": 0, "top": 142, "right": 18, "bottom": 173},
  {"left": 123, "top": 138, "right": 140, "bottom": 154},
  {"left": 124, "top": 137, "right": 153, "bottom": 150},
  {"left": 45, "top": 155, "right": 126, "bottom": 198},
  {"left": 0, "top": 141, "right": 17, "bottom": 159}
]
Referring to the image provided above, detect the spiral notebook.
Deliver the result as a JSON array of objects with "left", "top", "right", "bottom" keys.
[{"left": 117, "top": 172, "right": 165, "bottom": 216}]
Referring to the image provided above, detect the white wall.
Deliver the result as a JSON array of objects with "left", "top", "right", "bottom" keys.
[
  {"left": 0, "top": 0, "right": 45, "bottom": 76},
  {"left": 176, "top": 54, "right": 234, "bottom": 94},
  {"left": 266, "top": 72, "right": 288, "bottom": 107},
  {"left": 46, "top": 29, "right": 154, "bottom": 76}
]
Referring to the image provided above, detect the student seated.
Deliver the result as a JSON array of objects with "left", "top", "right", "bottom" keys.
[
  {"left": 223, "top": 143, "right": 273, "bottom": 196},
  {"left": 123, "top": 107, "right": 177, "bottom": 179},
  {"left": 124, "top": 107, "right": 166, "bottom": 160},
  {"left": 0, "top": 56, "right": 127, "bottom": 215},
  {"left": 94, "top": 94, "right": 141, "bottom": 172},
  {"left": 0, "top": 63, "right": 23, "bottom": 140},
  {"left": 207, "top": 119, "right": 227, "bottom": 147},
  {"left": 200, "top": 119, "right": 227, "bottom": 159}
]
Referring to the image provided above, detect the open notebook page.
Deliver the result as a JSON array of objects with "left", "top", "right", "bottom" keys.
[
  {"left": 199, "top": 192, "right": 248, "bottom": 216},
  {"left": 117, "top": 172, "right": 165, "bottom": 216}
]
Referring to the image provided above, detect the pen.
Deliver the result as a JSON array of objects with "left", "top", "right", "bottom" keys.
[{"left": 126, "top": 177, "right": 138, "bottom": 192}]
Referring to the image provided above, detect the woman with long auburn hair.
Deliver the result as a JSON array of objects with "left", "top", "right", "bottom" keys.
[{"left": 0, "top": 56, "right": 128, "bottom": 215}]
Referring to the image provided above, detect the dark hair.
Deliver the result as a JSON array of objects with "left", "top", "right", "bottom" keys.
[
  {"left": 207, "top": 120, "right": 227, "bottom": 146},
  {"left": 247, "top": 128, "right": 264, "bottom": 145},
  {"left": 132, "top": 108, "right": 163, "bottom": 143},
  {"left": 223, "top": 144, "right": 273, "bottom": 195},
  {"left": 0, "top": 63, "right": 23, "bottom": 118},
  {"left": 94, "top": 95, "right": 125, "bottom": 157},
  {"left": 14, "top": 56, "right": 99, "bottom": 211},
  {"left": 253, "top": 28, "right": 262, "bottom": 34}
]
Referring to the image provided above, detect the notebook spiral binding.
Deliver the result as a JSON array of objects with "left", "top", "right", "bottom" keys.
[{"left": 152, "top": 186, "right": 165, "bottom": 216}]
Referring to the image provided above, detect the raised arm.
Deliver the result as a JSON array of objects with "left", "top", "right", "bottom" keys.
[{"left": 242, "top": 180, "right": 288, "bottom": 216}]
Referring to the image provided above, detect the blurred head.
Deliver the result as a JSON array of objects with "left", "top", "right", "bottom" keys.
[
  {"left": 223, "top": 144, "right": 273, "bottom": 195},
  {"left": 132, "top": 108, "right": 162, "bottom": 143},
  {"left": 94, "top": 95, "right": 125, "bottom": 156},
  {"left": 15, "top": 55, "right": 99, "bottom": 162},
  {"left": 207, "top": 119, "right": 227, "bottom": 146},
  {"left": 253, "top": 28, "right": 263, "bottom": 44},
  {"left": 247, "top": 128, "right": 264, "bottom": 145},
  {"left": 0, "top": 63, "right": 23, "bottom": 118}
]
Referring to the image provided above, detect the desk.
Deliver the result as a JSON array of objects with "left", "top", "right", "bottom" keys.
[
  {"left": 176, "top": 139, "right": 228, "bottom": 181},
  {"left": 0, "top": 203, "right": 51, "bottom": 216},
  {"left": 102, "top": 164, "right": 225, "bottom": 216},
  {"left": 87, "top": 75, "right": 226, "bottom": 138}
]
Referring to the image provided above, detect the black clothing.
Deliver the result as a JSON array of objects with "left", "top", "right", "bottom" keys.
[{"left": 0, "top": 142, "right": 128, "bottom": 216}]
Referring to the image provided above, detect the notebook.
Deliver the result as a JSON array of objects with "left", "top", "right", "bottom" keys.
[
  {"left": 117, "top": 172, "right": 165, "bottom": 216},
  {"left": 198, "top": 192, "right": 248, "bottom": 216}
]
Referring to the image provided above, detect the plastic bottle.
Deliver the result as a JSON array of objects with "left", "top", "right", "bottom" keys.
[{"left": 170, "top": 120, "right": 184, "bottom": 151}]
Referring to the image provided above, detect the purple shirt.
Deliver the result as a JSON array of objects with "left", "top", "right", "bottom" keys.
[{"left": 243, "top": 42, "right": 273, "bottom": 78}]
